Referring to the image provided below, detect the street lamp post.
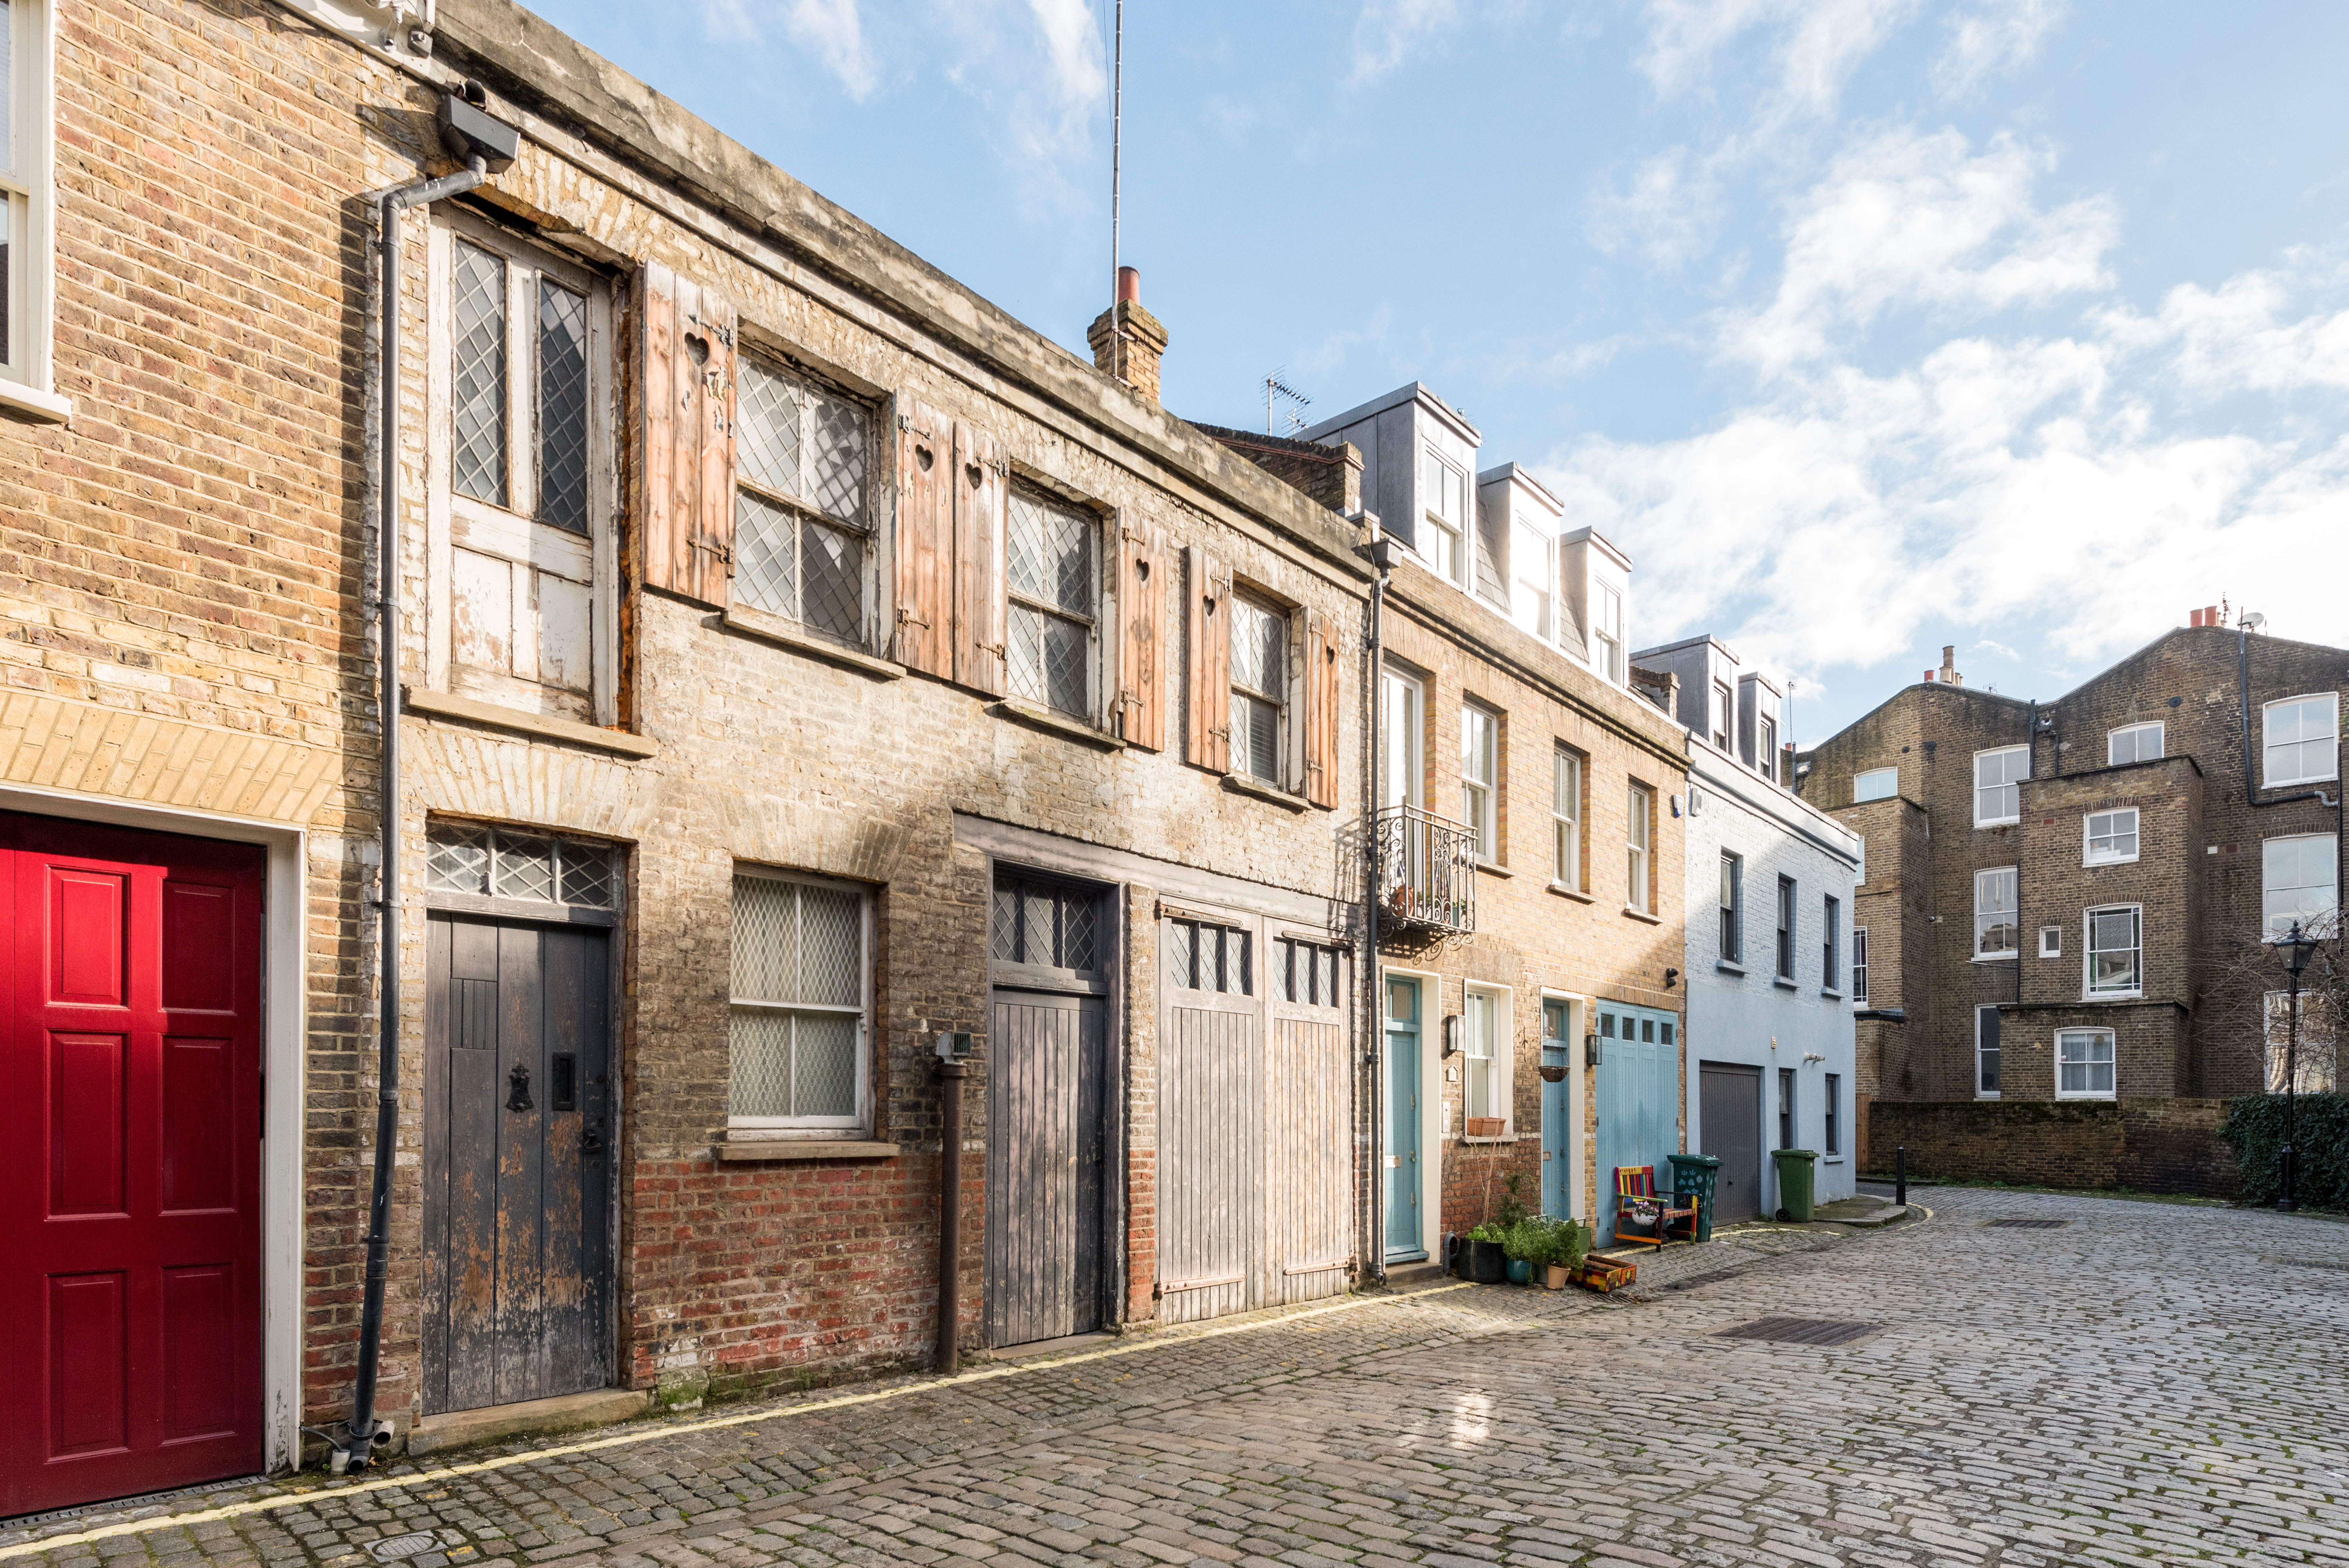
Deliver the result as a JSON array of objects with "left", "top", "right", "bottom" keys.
[{"left": 2272, "top": 919, "right": 2319, "bottom": 1213}]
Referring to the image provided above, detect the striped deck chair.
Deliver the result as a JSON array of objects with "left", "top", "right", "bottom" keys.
[{"left": 1613, "top": 1164, "right": 1698, "bottom": 1249}]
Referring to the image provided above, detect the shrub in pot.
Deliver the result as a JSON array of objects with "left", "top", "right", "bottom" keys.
[
  {"left": 1461, "top": 1222, "right": 1509, "bottom": 1283},
  {"left": 1504, "top": 1215, "right": 1589, "bottom": 1288}
]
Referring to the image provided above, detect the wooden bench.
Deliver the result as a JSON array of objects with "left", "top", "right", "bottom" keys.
[{"left": 1613, "top": 1164, "right": 1699, "bottom": 1248}]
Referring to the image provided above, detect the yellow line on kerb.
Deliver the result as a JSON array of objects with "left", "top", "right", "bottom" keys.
[{"left": 0, "top": 1283, "right": 1478, "bottom": 1561}]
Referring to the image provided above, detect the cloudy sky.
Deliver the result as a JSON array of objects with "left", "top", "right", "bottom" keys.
[{"left": 534, "top": 0, "right": 2349, "bottom": 742}]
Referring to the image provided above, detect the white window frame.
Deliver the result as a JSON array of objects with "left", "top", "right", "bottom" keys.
[
  {"left": 2038, "top": 924, "right": 2062, "bottom": 959},
  {"left": 1719, "top": 851, "right": 1743, "bottom": 964},
  {"left": 0, "top": 0, "right": 65, "bottom": 422},
  {"left": 1228, "top": 588, "right": 1289, "bottom": 785},
  {"left": 1420, "top": 446, "right": 1467, "bottom": 586},
  {"left": 1855, "top": 834, "right": 1866, "bottom": 885},
  {"left": 1552, "top": 747, "right": 1583, "bottom": 889},
  {"left": 2083, "top": 807, "right": 2140, "bottom": 867},
  {"left": 1380, "top": 665, "right": 1424, "bottom": 809},
  {"left": 1511, "top": 516, "right": 1553, "bottom": 640},
  {"left": 1822, "top": 893, "right": 1840, "bottom": 992},
  {"left": 2262, "top": 694, "right": 2340, "bottom": 789},
  {"left": 2261, "top": 833, "right": 2339, "bottom": 939},
  {"left": 1625, "top": 782, "right": 1652, "bottom": 914},
  {"left": 1460, "top": 702, "right": 1498, "bottom": 862},
  {"left": 1711, "top": 682, "right": 1733, "bottom": 750},
  {"left": 1759, "top": 715, "right": 1778, "bottom": 782},
  {"left": 1975, "top": 1003, "right": 2002, "bottom": 1099},
  {"left": 426, "top": 209, "right": 618, "bottom": 725},
  {"left": 2107, "top": 722, "right": 2163, "bottom": 766},
  {"left": 1973, "top": 866, "right": 2018, "bottom": 959},
  {"left": 1591, "top": 581, "right": 1626, "bottom": 685},
  {"left": 2084, "top": 904, "right": 2142, "bottom": 998},
  {"left": 2055, "top": 1028, "right": 2116, "bottom": 1100},
  {"left": 1852, "top": 766, "right": 1896, "bottom": 804},
  {"left": 727, "top": 866, "right": 875, "bottom": 1136},
  {"left": 1774, "top": 874, "right": 1796, "bottom": 980},
  {"left": 1461, "top": 983, "right": 1511, "bottom": 1133},
  {"left": 1973, "top": 745, "right": 2028, "bottom": 827},
  {"left": 1850, "top": 926, "right": 1869, "bottom": 1002}
]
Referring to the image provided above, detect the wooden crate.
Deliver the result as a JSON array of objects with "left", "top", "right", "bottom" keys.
[{"left": 1572, "top": 1256, "right": 1637, "bottom": 1293}]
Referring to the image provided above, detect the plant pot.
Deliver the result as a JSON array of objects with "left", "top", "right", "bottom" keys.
[
  {"left": 1465, "top": 1116, "right": 1505, "bottom": 1137},
  {"left": 1542, "top": 1262, "right": 1571, "bottom": 1290},
  {"left": 1505, "top": 1258, "right": 1533, "bottom": 1285},
  {"left": 1460, "top": 1238, "right": 1506, "bottom": 1283}
]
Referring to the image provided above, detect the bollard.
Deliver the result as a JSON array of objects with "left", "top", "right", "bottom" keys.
[{"left": 1895, "top": 1145, "right": 1907, "bottom": 1208}]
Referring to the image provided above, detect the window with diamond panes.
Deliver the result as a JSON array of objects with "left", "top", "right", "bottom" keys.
[
  {"left": 1004, "top": 486, "right": 1098, "bottom": 718},
  {"left": 729, "top": 872, "right": 868, "bottom": 1128},
  {"left": 734, "top": 356, "right": 870, "bottom": 644},
  {"left": 1228, "top": 591, "right": 1287, "bottom": 783},
  {"left": 990, "top": 872, "right": 1104, "bottom": 975},
  {"left": 1169, "top": 918, "right": 1251, "bottom": 994},
  {"left": 449, "top": 240, "right": 590, "bottom": 532},
  {"left": 425, "top": 820, "right": 616, "bottom": 909}
]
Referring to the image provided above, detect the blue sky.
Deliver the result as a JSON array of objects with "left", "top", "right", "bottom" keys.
[{"left": 531, "top": 0, "right": 2349, "bottom": 743}]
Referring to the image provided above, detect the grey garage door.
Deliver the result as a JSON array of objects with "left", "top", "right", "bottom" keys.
[{"left": 1698, "top": 1062, "right": 1763, "bottom": 1226}]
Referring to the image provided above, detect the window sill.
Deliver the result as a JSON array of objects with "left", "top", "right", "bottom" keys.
[
  {"left": 1476, "top": 859, "right": 1513, "bottom": 878},
  {"left": 1976, "top": 818, "right": 2020, "bottom": 830},
  {"left": 1772, "top": 976, "right": 1800, "bottom": 992},
  {"left": 1548, "top": 882, "right": 1593, "bottom": 903},
  {"left": 990, "top": 698, "right": 1126, "bottom": 751},
  {"left": 1820, "top": 988, "right": 1844, "bottom": 1001},
  {"left": 1456, "top": 1133, "right": 1522, "bottom": 1145},
  {"left": 1221, "top": 771, "right": 1309, "bottom": 811},
  {"left": 1971, "top": 953, "right": 2018, "bottom": 964},
  {"left": 1716, "top": 960, "right": 1747, "bottom": 976},
  {"left": 721, "top": 604, "right": 905, "bottom": 681},
  {"left": 1821, "top": 1157, "right": 1846, "bottom": 1166},
  {"left": 2083, "top": 856, "right": 2139, "bottom": 869},
  {"left": 0, "top": 380, "right": 73, "bottom": 426},
  {"left": 2082, "top": 991, "right": 2143, "bottom": 1004},
  {"left": 2054, "top": 1093, "right": 2117, "bottom": 1103},
  {"left": 1621, "top": 906, "right": 1661, "bottom": 925},
  {"left": 402, "top": 686, "right": 658, "bottom": 759},
  {"left": 716, "top": 1139, "right": 899, "bottom": 1162}
]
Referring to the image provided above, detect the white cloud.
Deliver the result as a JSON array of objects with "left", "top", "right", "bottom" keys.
[
  {"left": 923, "top": 0, "right": 1108, "bottom": 211},
  {"left": 2100, "top": 270, "right": 2349, "bottom": 398},
  {"left": 703, "top": 0, "right": 880, "bottom": 99},
  {"left": 1932, "top": 0, "right": 2066, "bottom": 99},
  {"left": 1638, "top": 0, "right": 1922, "bottom": 119},
  {"left": 1029, "top": 0, "right": 1109, "bottom": 110},
  {"left": 1725, "top": 127, "right": 2118, "bottom": 372},
  {"left": 1349, "top": 0, "right": 1465, "bottom": 87},
  {"left": 1589, "top": 147, "right": 1723, "bottom": 268}
]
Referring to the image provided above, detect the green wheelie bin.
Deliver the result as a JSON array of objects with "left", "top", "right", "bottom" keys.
[
  {"left": 1770, "top": 1148, "right": 1818, "bottom": 1222},
  {"left": 1667, "top": 1153, "right": 1722, "bottom": 1242}
]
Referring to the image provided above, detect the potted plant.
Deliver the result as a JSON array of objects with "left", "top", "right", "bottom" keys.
[{"left": 1459, "top": 1222, "right": 1508, "bottom": 1282}]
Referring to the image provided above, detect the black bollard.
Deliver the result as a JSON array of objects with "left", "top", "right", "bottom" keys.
[{"left": 1895, "top": 1145, "right": 1907, "bottom": 1208}]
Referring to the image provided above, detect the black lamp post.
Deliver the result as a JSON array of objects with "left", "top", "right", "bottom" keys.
[{"left": 2273, "top": 919, "right": 2320, "bottom": 1213}]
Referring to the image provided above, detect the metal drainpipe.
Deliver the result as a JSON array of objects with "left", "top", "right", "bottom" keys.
[
  {"left": 934, "top": 1056, "right": 966, "bottom": 1373},
  {"left": 340, "top": 153, "right": 490, "bottom": 1475},
  {"left": 1363, "top": 559, "right": 1388, "bottom": 1285},
  {"left": 2017, "top": 700, "right": 2034, "bottom": 1007}
]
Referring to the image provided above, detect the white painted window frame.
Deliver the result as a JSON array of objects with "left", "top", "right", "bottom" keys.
[
  {"left": 1552, "top": 746, "right": 1582, "bottom": 889},
  {"left": 1420, "top": 444, "right": 1467, "bottom": 587},
  {"left": 1975, "top": 1003, "right": 2002, "bottom": 1100},
  {"left": 1973, "top": 745, "right": 2028, "bottom": 827},
  {"left": 2039, "top": 924, "right": 2062, "bottom": 959},
  {"left": 2055, "top": 1028, "right": 2117, "bottom": 1100},
  {"left": 2083, "top": 807, "right": 2140, "bottom": 866},
  {"left": 1625, "top": 781, "right": 1652, "bottom": 914},
  {"left": 2263, "top": 693, "right": 2341, "bottom": 788},
  {"left": 1380, "top": 664, "right": 1425, "bottom": 810},
  {"left": 2083, "top": 903, "right": 2142, "bottom": 1000},
  {"left": 1850, "top": 925, "right": 1869, "bottom": 1002},
  {"left": 1461, "top": 982, "right": 1511, "bottom": 1131},
  {"left": 1852, "top": 766, "right": 1897, "bottom": 803},
  {"left": 727, "top": 864, "right": 875, "bottom": 1136},
  {"left": 0, "top": 0, "right": 66, "bottom": 423},
  {"left": 1973, "top": 866, "right": 2018, "bottom": 960},
  {"left": 2107, "top": 721, "right": 2163, "bottom": 766},
  {"left": 2260, "top": 832, "right": 2339, "bottom": 939},
  {"left": 1460, "top": 701, "right": 1498, "bottom": 862}
]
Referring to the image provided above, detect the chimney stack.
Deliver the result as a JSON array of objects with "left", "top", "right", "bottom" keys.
[
  {"left": 1088, "top": 265, "right": 1168, "bottom": 405},
  {"left": 1938, "top": 645, "right": 1964, "bottom": 687}
]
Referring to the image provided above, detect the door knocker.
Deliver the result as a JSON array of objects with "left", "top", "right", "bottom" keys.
[{"left": 506, "top": 1062, "right": 534, "bottom": 1113}]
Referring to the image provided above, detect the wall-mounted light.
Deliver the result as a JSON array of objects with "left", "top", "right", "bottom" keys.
[
  {"left": 1442, "top": 1014, "right": 1463, "bottom": 1059},
  {"left": 1584, "top": 1032, "right": 1601, "bottom": 1067}
]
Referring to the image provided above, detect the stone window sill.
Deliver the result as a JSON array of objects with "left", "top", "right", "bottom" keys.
[
  {"left": 402, "top": 686, "right": 657, "bottom": 758},
  {"left": 0, "top": 380, "right": 73, "bottom": 425},
  {"left": 1548, "top": 881, "right": 1593, "bottom": 903},
  {"left": 1457, "top": 1133, "right": 1522, "bottom": 1145},
  {"left": 991, "top": 698, "right": 1126, "bottom": 751},
  {"left": 721, "top": 604, "right": 904, "bottom": 681},
  {"left": 1820, "top": 988, "right": 1844, "bottom": 1001},
  {"left": 1971, "top": 953, "right": 2018, "bottom": 964},
  {"left": 716, "top": 1139, "right": 899, "bottom": 1162},
  {"left": 1476, "top": 859, "right": 1513, "bottom": 878},
  {"left": 1716, "top": 960, "right": 1748, "bottom": 976},
  {"left": 1773, "top": 976, "right": 1800, "bottom": 991},
  {"left": 1221, "top": 771, "right": 1310, "bottom": 811},
  {"left": 1621, "top": 906, "right": 1661, "bottom": 925}
]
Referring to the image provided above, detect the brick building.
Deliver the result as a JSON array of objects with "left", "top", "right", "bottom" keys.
[{"left": 1798, "top": 627, "right": 2344, "bottom": 1184}]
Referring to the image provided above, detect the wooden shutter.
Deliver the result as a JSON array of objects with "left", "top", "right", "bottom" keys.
[
  {"left": 1185, "top": 545, "right": 1230, "bottom": 773},
  {"left": 893, "top": 399, "right": 952, "bottom": 677},
  {"left": 953, "top": 419, "right": 1007, "bottom": 696},
  {"left": 1117, "top": 520, "right": 1166, "bottom": 750},
  {"left": 1303, "top": 609, "right": 1340, "bottom": 808},
  {"left": 634, "top": 262, "right": 736, "bottom": 609}
]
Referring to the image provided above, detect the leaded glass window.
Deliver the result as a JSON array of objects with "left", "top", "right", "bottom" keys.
[
  {"left": 734, "top": 357, "right": 871, "bottom": 644},
  {"left": 1005, "top": 486, "right": 1097, "bottom": 718},
  {"left": 1229, "top": 591, "right": 1287, "bottom": 783},
  {"left": 425, "top": 820, "right": 615, "bottom": 909},
  {"left": 729, "top": 871, "right": 869, "bottom": 1128}
]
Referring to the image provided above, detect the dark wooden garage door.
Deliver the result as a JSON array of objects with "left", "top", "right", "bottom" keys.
[
  {"left": 0, "top": 813, "right": 266, "bottom": 1518},
  {"left": 422, "top": 915, "right": 613, "bottom": 1415},
  {"left": 1699, "top": 1062, "right": 1764, "bottom": 1226}
]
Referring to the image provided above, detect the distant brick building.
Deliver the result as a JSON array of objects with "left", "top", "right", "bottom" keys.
[{"left": 1797, "top": 626, "right": 2344, "bottom": 1183}]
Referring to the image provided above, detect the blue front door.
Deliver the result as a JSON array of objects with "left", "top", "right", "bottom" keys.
[
  {"left": 1384, "top": 975, "right": 1424, "bottom": 1261},
  {"left": 1540, "top": 998, "right": 1572, "bottom": 1219},
  {"left": 1593, "top": 1002, "right": 1680, "bottom": 1245}
]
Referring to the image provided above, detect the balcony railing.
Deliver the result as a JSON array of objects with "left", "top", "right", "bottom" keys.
[{"left": 1372, "top": 804, "right": 1477, "bottom": 939}]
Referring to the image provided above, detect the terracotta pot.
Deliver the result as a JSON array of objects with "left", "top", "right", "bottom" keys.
[{"left": 1542, "top": 1263, "right": 1571, "bottom": 1290}]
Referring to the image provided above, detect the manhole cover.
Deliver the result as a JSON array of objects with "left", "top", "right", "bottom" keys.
[
  {"left": 370, "top": 1534, "right": 442, "bottom": 1563},
  {"left": 1983, "top": 1218, "right": 2069, "bottom": 1229},
  {"left": 1713, "top": 1317, "right": 1882, "bottom": 1346}
]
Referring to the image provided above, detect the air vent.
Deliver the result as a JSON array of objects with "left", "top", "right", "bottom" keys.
[
  {"left": 371, "top": 1535, "right": 444, "bottom": 1563},
  {"left": 1713, "top": 1317, "right": 1881, "bottom": 1346},
  {"left": 1983, "top": 1218, "right": 2069, "bottom": 1229}
]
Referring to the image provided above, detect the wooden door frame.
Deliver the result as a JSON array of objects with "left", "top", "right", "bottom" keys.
[{"left": 0, "top": 785, "right": 307, "bottom": 1477}]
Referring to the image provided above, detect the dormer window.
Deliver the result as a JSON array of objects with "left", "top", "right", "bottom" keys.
[
  {"left": 1592, "top": 582, "right": 1625, "bottom": 684},
  {"left": 1510, "top": 517, "right": 1552, "bottom": 640},
  {"left": 1421, "top": 447, "right": 1466, "bottom": 584}
]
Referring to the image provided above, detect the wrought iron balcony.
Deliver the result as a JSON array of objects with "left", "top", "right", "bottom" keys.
[{"left": 1371, "top": 804, "right": 1477, "bottom": 939}]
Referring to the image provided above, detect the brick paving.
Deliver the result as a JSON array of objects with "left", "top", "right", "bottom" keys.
[{"left": 8, "top": 1187, "right": 2349, "bottom": 1568}]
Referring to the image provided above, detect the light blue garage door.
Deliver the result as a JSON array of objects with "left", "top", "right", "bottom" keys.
[{"left": 1593, "top": 1002, "right": 1680, "bottom": 1245}]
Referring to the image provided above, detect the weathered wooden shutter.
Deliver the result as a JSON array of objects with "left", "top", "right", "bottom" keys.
[
  {"left": 1303, "top": 609, "right": 1340, "bottom": 808},
  {"left": 634, "top": 263, "right": 736, "bottom": 609},
  {"left": 953, "top": 419, "right": 1007, "bottom": 696},
  {"left": 1186, "top": 545, "right": 1231, "bottom": 773},
  {"left": 1117, "top": 520, "right": 1166, "bottom": 750},
  {"left": 894, "top": 399, "right": 952, "bottom": 677}
]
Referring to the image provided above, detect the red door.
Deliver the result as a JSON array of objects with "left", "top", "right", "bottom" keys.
[{"left": 0, "top": 813, "right": 265, "bottom": 1517}]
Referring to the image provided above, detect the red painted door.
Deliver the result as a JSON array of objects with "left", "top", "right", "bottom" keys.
[{"left": 0, "top": 813, "right": 266, "bottom": 1517}]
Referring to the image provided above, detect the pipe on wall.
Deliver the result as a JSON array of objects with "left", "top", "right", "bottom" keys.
[{"left": 934, "top": 1060, "right": 967, "bottom": 1373}]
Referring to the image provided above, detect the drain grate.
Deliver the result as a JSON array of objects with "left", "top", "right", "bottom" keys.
[
  {"left": 370, "top": 1534, "right": 443, "bottom": 1563},
  {"left": 1984, "top": 1218, "right": 2070, "bottom": 1229},
  {"left": 1713, "top": 1317, "right": 1882, "bottom": 1346}
]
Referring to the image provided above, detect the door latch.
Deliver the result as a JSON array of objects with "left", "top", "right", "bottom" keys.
[
  {"left": 582, "top": 1124, "right": 604, "bottom": 1157},
  {"left": 506, "top": 1063, "right": 534, "bottom": 1113}
]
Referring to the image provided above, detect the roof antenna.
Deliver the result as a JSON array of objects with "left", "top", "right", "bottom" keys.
[
  {"left": 1265, "top": 368, "right": 1310, "bottom": 435},
  {"left": 1110, "top": 0, "right": 1124, "bottom": 382}
]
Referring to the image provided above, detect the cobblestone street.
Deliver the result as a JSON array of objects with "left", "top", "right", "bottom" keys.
[{"left": 7, "top": 1187, "right": 2347, "bottom": 1568}]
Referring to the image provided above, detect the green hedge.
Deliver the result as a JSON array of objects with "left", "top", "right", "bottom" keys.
[{"left": 2219, "top": 1093, "right": 2349, "bottom": 1211}]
